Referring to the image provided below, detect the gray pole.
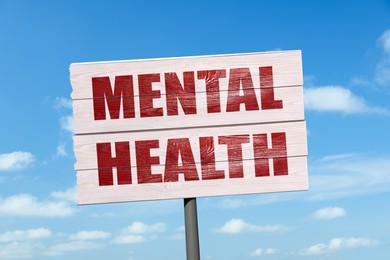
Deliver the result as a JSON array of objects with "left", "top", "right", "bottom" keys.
[{"left": 184, "top": 197, "right": 200, "bottom": 260}]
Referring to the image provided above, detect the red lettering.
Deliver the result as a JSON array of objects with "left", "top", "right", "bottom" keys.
[
  {"left": 138, "top": 73, "right": 163, "bottom": 117},
  {"left": 253, "top": 132, "right": 288, "bottom": 177},
  {"left": 135, "top": 140, "right": 163, "bottom": 184},
  {"left": 218, "top": 135, "right": 250, "bottom": 178},
  {"left": 259, "top": 66, "right": 283, "bottom": 110},
  {"left": 96, "top": 142, "right": 132, "bottom": 186},
  {"left": 164, "top": 138, "right": 199, "bottom": 182},
  {"left": 199, "top": 136, "right": 225, "bottom": 180},
  {"left": 197, "top": 69, "right": 226, "bottom": 113},
  {"left": 92, "top": 76, "right": 135, "bottom": 120},
  {"left": 226, "top": 68, "right": 259, "bottom": 112},
  {"left": 165, "top": 72, "right": 197, "bottom": 116}
]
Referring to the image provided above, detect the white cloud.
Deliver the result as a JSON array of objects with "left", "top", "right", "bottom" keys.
[
  {"left": 264, "top": 248, "right": 277, "bottom": 255},
  {"left": 69, "top": 231, "right": 110, "bottom": 241},
  {"left": 250, "top": 248, "right": 277, "bottom": 256},
  {"left": 0, "top": 242, "right": 39, "bottom": 259},
  {"left": 300, "top": 243, "right": 327, "bottom": 255},
  {"left": 217, "top": 198, "right": 248, "bottom": 209},
  {"left": 165, "top": 225, "right": 185, "bottom": 240},
  {"left": 176, "top": 225, "right": 185, "bottom": 232},
  {"left": 213, "top": 193, "right": 293, "bottom": 209},
  {"left": 56, "top": 142, "right": 67, "bottom": 157},
  {"left": 43, "top": 241, "right": 101, "bottom": 256},
  {"left": 213, "top": 218, "right": 289, "bottom": 234},
  {"left": 378, "top": 29, "right": 390, "bottom": 53},
  {"left": 304, "top": 86, "right": 387, "bottom": 114},
  {"left": 112, "top": 234, "right": 146, "bottom": 244},
  {"left": 375, "top": 29, "right": 390, "bottom": 85},
  {"left": 59, "top": 116, "right": 74, "bottom": 133},
  {"left": 50, "top": 186, "right": 77, "bottom": 203},
  {"left": 54, "top": 97, "right": 72, "bottom": 110},
  {"left": 306, "top": 29, "right": 390, "bottom": 108},
  {"left": 317, "top": 153, "right": 357, "bottom": 162},
  {"left": 328, "top": 237, "right": 376, "bottom": 250},
  {"left": 0, "top": 228, "right": 51, "bottom": 242},
  {"left": 207, "top": 153, "right": 390, "bottom": 208},
  {"left": 0, "top": 152, "right": 35, "bottom": 171},
  {"left": 303, "top": 75, "right": 316, "bottom": 87},
  {"left": 123, "top": 221, "right": 166, "bottom": 234},
  {"left": 165, "top": 233, "right": 185, "bottom": 240},
  {"left": 312, "top": 207, "right": 347, "bottom": 220},
  {"left": 112, "top": 221, "right": 166, "bottom": 245},
  {"left": 0, "top": 194, "right": 75, "bottom": 218},
  {"left": 300, "top": 237, "right": 378, "bottom": 255},
  {"left": 350, "top": 76, "right": 372, "bottom": 87},
  {"left": 90, "top": 212, "right": 115, "bottom": 218},
  {"left": 308, "top": 154, "right": 390, "bottom": 201},
  {"left": 375, "top": 59, "right": 390, "bottom": 86}
]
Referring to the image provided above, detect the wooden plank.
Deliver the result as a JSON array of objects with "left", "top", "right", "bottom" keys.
[
  {"left": 74, "top": 121, "right": 307, "bottom": 171},
  {"left": 70, "top": 51, "right": 302, "bottom": 100},
  {"left": 70, "top": 50, "right": 308, "bottom": 205},
  {"left": 72, "top": 84, "right": 304, "bottom": 134},
  {"left": 76, "top": 156, "right": 308, "bottom": 205}
]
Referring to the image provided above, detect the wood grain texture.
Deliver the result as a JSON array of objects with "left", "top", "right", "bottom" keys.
[
  {"left": 70, "top": 50, "right": 308, "bottom": 204},
  {"left": 70, "top": 51, "right": 302, "bottom": 100},
  {"left": 72, "top": 85, "right": 304, "bottom": 134},
  {"left": 77, "top": 156, "right": 308, "bottom": 205},
  {"left": 74, "top": 121, "right": 307, "bottom": 171}
]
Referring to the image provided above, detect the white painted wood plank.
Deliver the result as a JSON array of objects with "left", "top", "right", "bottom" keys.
[
  {"left": 77, "top": 156, "right": 308, "bottom": 205},
  {"left": 72, "top": 85, "right": 304, "bottom": 135},
  {"left": 70, "top": 51, "right": 302, "bottom": 100},
  {"left": 74, "top": 121, "right": 307, "bottom": 171}
]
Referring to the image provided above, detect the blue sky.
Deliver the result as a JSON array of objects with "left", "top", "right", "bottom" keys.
[{"left": 1, "top": 0, "right": 390, "bottom": 259}]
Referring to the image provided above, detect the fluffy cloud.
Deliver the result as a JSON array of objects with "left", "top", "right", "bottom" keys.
[
  {"left": 165, "top": 233, "right": 185, "bottom": 240},
  {"left": 0, "top": 242, "right": 39, "bottom": 259},
  {"left": 304, "top": 86, "right": 387, "bottom": 114},
  {"left": 43, "top": 241, "right": 101, "bottom": 256},
  {"left": 308, "top": 154, "right": 390, "bottom": 201},
  {"left": 305, "top": 30, "right": 390, "bottom": 114},
  {"left": 0, "top": 151, "right": 35, "bottom": 171},
  {"left": 69, "top": 231, "right": 110, "bottom": 241},
  {"left": 123, "top": 221, "right": 165, "bottom": 234},
  {"left": 375, "top": 29, "right": 390, "bottom": 86},
  {"left": 59, "top": 116, "right": 74, "bottom": 133},
  {"left": 54, "top": 97, "right": 72, "bottom": 110},
  {"left": 250, "top": 248, "right": 277, "bottom": 256},
  {"left": 112, "top": 234, "right": 146, "bottom": 244},
  {"left": 351, "top": 29, "right": 390, "bottom": 87},
  {"left": 213, "top": 218, "right": 289, "bottom": 234},
  {"left": 300, "top": 237, "right": 378, "bottom": 255},
  {"left": 375, "top": 61, "right": 390, "bottom": 86},
  {"left": 50, "top": 186, "right": 77, "bottom": 203},
  {"left": 0, "top": 228, "right": 107, "bottom": 258},
  {"left": 56, "top": 142, "right": 67, "bottom": 157},
  {"left": 0, "top": 228, "right": 51, "bottom": 242},
  {"left": 164, "top": 225, "right": 185, "bottom": 240},
  {"left": 312, "top": 207, "right": 347, "bottom": 220},
  {"left": 378, "top": 29, "right": 390, "bottom": 53},
  {"left": 55, "top": 97, "right": 73, "bottom": 132},
  {"left": 0, "top": 194, "right": 75, "bottom": 218},
  {"left": 209, "top": 153, "right": 390, "bottom": 208},
  {"left": 0, "top": 229, "right": 50, "bottom": 259},
  {"left": 112, "top": 221, "right": 166, "bottom": 245}
]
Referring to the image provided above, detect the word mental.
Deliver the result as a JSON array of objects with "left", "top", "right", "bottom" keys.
[{"left": 92, "top": 66, "right": 282, "bottom": 120}]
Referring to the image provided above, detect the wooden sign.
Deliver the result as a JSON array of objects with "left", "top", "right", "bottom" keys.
[{"left": 70, "top": 51, "right": 308, "bottom": 205}]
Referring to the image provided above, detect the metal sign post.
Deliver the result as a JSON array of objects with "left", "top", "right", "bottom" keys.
[{"left": 184, "top": 198, "right": 200, "bottom": 260}]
